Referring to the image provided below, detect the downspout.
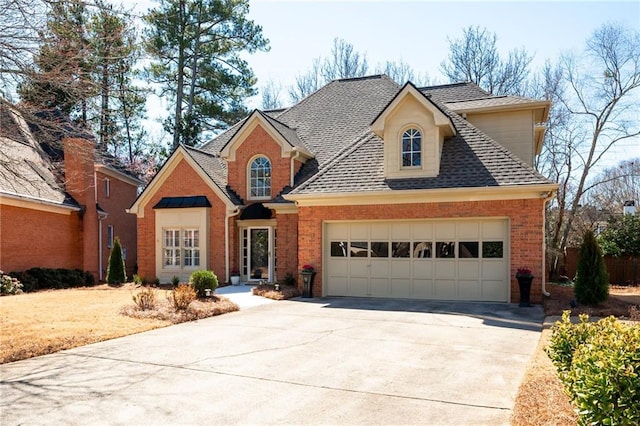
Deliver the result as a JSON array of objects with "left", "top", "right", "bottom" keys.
[
  {"left": 225, "top": 206, "right": 242, "bottom": 283},
  {"left": 541, "top": 191, "right": 556, "bottom": 297},
  {"left": 290, "top": 150, "right": 303, "bottom": 187},
  {"left": 95, "top": 171, "right": 102, "bottom": 281}
]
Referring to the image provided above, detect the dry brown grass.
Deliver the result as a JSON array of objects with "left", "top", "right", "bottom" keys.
[
  {"left": 252, "top": 284, "right": 301, "bottom": 300},
  {"left": 0, "top": 284, "right": 238, "bottom": 364},
  {"left": 512, "top": 284, "right": 640, "bottom": 425}
]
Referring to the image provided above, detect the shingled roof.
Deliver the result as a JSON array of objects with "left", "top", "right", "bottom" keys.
[
  {"left": 194, "top": 75, "right": 552, "bottom": 200},
  {"left": 289, "top": 107, "right": 551, "bottom": 195},
  {"left": 0, "top": 101, "right": 79, "bottom": 209}
]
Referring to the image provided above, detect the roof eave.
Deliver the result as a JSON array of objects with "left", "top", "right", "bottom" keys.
[{"left": 284, "top": 183, "right": 559, "bottom": 207}]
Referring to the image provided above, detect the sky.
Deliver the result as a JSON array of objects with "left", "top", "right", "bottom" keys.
[{"left": 122, "top": 0, "right": 640, "bottom": 164}]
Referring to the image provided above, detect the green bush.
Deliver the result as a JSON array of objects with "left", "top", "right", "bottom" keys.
[
  {"left": 283, "top": 272, "right": 296, "bottom": 287},
  {"left": 106, "top": 237, "right": 127, "bottom": 284},
  {"left": 133, "top": 274, "right": 143, "bottom": 285},
  {"left": 574, "top": 230, "right": 609, "bottom": 305},
  {"left": 171, "top": 275, "right": 180, "bottom": 286},
  {"left": 547, "top": 312, "right": 640, "bottom": 424},
  {"left": 1, "top": 271, "right": 23, "bottom": 295},
  {"left": 9, "top": 268, "right": 93, "bottom": 292},
  {"left": 189, "top": 270, "right": 218, "bottom": 297}
]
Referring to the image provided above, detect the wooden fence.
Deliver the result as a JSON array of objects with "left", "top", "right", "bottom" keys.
[{"left": 564, "top": 247, "right": 639, "bottom": 285}]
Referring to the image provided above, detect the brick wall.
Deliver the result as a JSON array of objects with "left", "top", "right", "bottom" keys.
[
  {"left": 275, "top": 212, "right": 298, "bottom": 282},
  {"left": 137, "top": 158, "right": 229, "bottom": 282},
  {"left": 297, "top": 198, "right": 546, "bottom": 303},
  {"left": 63, "top": 137, "right": 99, "bottom": 278},
  {"left": 226, "top": 126, "right": 291, "bottom": 201},
  {"left": 0, "top": 204, "right": 83, "bottom": 272},
  {"left": 96, "top": 171, "right": 139, "bottom": 279}
]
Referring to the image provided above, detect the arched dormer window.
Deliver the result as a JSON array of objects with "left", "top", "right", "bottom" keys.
[
  {"left": 401, "top": 128, "right": 422, "bottom": 167},
  {"left": 249, "top": 156, "right": 271, "bottom": 199}
]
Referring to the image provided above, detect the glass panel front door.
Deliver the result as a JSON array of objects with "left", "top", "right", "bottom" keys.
[{"left": 248, "top": 228, "right": 270, "bottom": 281}]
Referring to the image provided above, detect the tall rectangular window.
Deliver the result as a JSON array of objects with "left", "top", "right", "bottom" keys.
[
  {"left": 183, "top": 229, "right": 200, "bottom": 267},
  {"left": 105, "top": 178, "right": 110, "bottom": 197},
  {"left": 163, "top": 228, "right": 201, "bottom": 269},
  {"left": 107, "top": 225, "right": 114, "bottom": 248},
  {"left": 163, "top": 229, "right": 181, "bottom": 267}
]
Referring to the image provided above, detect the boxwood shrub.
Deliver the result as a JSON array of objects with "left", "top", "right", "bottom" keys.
[
  {"left": 9, "top": 268, "right": 95, "bottom": 292},
  {"left": 547, "top": 312, "right": 640, "bottom": 424},
  {"left": 189, "top": 270, "right": 218, "bottom": 297}
]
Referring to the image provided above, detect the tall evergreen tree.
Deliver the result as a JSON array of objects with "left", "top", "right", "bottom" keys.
[
  {"left": 574, "top": 230, "right": 609, "bottom": 305},
  {"left": 106, "top": 237, "right": 127, "bottom": 284},
  {"left": 144, "top": 0, "right": 269, "bottom": 148},
  {"left": 87, "top": 1, "right": 147, "bottom": 158},
  {"left": 18, "top": 0, "right": 94, "bottom": 119}
]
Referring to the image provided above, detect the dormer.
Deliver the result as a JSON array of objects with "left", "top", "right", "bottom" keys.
[{"left": 371, "top": 83, "right": 456, "bottom": 179}]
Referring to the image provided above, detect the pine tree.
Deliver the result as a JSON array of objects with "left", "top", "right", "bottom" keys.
[
  {"left": 106, "top": 237, "right": 127, "bottom": 284},
  {"left": 574, "top": 230, "right": 609, "bottom": 305},
  {"left": 144, "top": 0, "right": 269, "bottom": 147}
]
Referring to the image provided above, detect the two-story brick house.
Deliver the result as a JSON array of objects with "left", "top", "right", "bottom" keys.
[
  {"left": 0, "top": 101, "right": 142, "bottom": 280},
  {"left": 130, "top": 75, "right": 557, "bottom": 303}
]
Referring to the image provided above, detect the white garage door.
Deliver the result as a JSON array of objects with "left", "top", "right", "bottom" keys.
[{"left": 325, "top": 219, "right": 509, "bottom": 302}]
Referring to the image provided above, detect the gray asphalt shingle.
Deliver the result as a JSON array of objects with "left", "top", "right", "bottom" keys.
[{"left": 190, "top": 75, "right": 552, "bottom": 200}]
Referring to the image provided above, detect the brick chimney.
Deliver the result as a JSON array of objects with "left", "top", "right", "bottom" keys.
[{"left": 63, "top": 137, "right": 99, "bottom": 278}]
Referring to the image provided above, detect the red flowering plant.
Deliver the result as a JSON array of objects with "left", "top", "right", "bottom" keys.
[
  {"left": 230, "top": 269, "right": 240, "bottom": 276},
  {"left": 516, "top": 267, "right": 533, "bottom": 279},
  {"left": 301, "top": 264, "right": 315, "bottom": 273}
]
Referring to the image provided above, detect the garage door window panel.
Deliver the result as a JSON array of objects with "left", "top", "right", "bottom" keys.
[
  {"left": 482, "top": 241, "right": 504, "bottom": 258},
  {"left": 413, "top": 242, "right": 432, "bottom": 258},
  {"left": 371, "top": 242, "right": 389, "bottom": 257},
  {"left": 392, "top": 242, "right": 410, "bottom": 258},
  {"left": 459, "top": 241, "right": 479, "bottom": 258},
  {"left": 350, "top": 242, "right": 369, "bottom": 257},
  {"left": 436, "top": 242, "right": 455, "bottom": 258},
  {"left": 331, "top": 241, "right": 348, "bottom": 257}
]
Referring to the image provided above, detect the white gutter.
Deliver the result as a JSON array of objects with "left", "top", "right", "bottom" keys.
[
  {"left": 541, "top": 191, "right": 556, "bottom": 297},
  {"left": 290, "top": 150, "right": 304, "bottom": 187},
  {"left": 225, "top": 207, "right": 242, "bottom": 282}
]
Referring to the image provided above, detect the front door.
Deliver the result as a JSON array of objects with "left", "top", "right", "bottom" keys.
[{"left": 247, "top": 227, "right": 271, "bottom": 282}]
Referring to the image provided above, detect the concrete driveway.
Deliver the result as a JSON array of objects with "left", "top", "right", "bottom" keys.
[{"left": 0, "top": 297, "right": 543, "bottom": 425}]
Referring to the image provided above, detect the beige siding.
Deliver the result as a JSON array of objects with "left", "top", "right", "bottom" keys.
[{"left": 467, "top": 110, "right": 535, "bottom": 166}]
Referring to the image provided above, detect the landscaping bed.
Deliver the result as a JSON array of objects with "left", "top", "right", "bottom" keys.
[
  {"left": 512, "top": 283, "right": 639, "bottom": 425},
  {"left": 251, "top": 284, "right": 301, "bottom": 300},
  {"left": 0, "top": 283, "right": 238, "bottom": 364}
]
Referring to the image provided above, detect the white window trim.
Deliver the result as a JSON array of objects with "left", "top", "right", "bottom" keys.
[
  {"left": 247, "top": 155, "right": 272, "bottom": 200},
  {"left": 162, "top": 227, "right": 201, "bottom": 270},
  {"left": 107, "top": 225, "right": 114, "bottom": 248}
]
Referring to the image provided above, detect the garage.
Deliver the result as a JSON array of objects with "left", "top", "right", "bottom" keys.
[{"left": 325, "top": 219, "right": 509, "bottom": 302}]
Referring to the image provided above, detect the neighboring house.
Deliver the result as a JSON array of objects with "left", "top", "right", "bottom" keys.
[
  {"left": 0, "top": 100, "right": 142, "bottom": 280},
  {"left": 130, "top": 75, "right": 557, "bottom": 303}
]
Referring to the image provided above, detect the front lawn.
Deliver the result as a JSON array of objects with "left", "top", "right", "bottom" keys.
[
  {"left": 0, "top": 284, "right": 238, "bottom": 364},
  {"left": 512, "top": 284, "right": 639, "bottom": 425}
]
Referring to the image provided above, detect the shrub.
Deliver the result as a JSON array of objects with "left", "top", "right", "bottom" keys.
[
  {"left": 133, "top": 274, "right": 143, "bottom": 285},
  {"left": 547, "top": 312, "right": 640, "bottom": 424},
  {"left": 283, "top": 272, "right": 296, "bottom": 287},
  {"left": 169, "top": 284, "right": 197, "bottom": 310},
  {"left": 574, "top": 230, "right": 609, "bottom": 305},
  {"left": 189, "top": 270, "right": 218, "bottom": 297},
  {"left": 1, "top": 271, "right": 23, "bottom": 296},
  {"left": 171, "top": 276, "right": 180, "bottom": 286},
  {"left": 132, "top": 286, "right": 157, "bottom": 310},
  {"left": 9, "top": 268, "right": 93, "bottom": 291},
  {"left": 106, "top": 237, "right": 127, "bottom": 284}
]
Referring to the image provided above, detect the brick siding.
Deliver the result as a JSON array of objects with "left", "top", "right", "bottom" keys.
[{"left": 297, "top": 198, "right": 546, "bottom": 303}]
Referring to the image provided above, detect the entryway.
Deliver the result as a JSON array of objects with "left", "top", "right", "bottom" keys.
[{"left": 244, "top": 226, "right": 272, "bottom": 282}]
